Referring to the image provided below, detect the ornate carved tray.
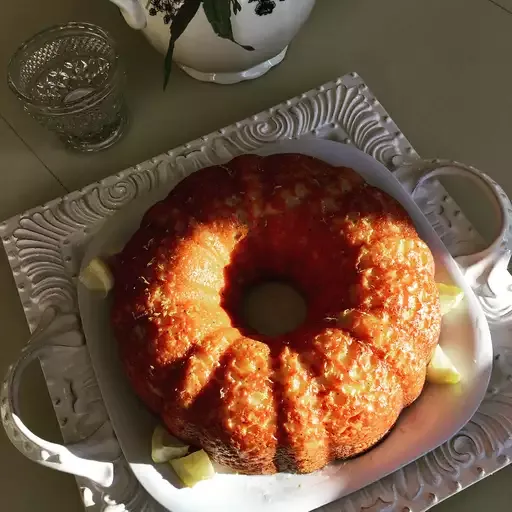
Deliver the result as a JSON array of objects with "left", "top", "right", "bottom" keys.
[{"left": 1, "top": 72, "right": 511, "bottom": 512}]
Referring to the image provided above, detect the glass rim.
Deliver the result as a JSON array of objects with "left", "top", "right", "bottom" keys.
[{"left": 7, "top": 22, "right": 122, "bottom": 116}]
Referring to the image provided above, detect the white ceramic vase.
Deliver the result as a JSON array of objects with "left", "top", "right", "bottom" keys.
[{"left": 109, "top": 0, "right": 316, "bottom": 84}]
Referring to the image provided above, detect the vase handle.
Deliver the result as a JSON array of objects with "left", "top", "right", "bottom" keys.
[{"left": 109, "top": 0, "right": 147, "bottom": 30}]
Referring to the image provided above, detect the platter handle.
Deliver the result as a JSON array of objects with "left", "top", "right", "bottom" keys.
[
  {"left": 395, "top": 159, "right": 512, "bottom": 298},
  {"left": 1, "top": 306, "right": 120, "bottom": 487}
]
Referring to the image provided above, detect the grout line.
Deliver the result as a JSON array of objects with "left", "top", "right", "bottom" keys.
[
  {"left": 0, "top": 112, "right": 70, "bottom": 192},
  {"left": 487, "top": 0, "right": 512, "bottom": 15}
]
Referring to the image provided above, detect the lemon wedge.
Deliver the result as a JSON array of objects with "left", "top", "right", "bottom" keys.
[
  {"left": 78, "top": 257, "right": 114, "bottom": 296},
  {"left": 437, "top": 283, "right": 464, "bottom": 316},
  {"left": 170, "top": 449, "right": 215, "bottom": 488},
  {"left": 151, "top": 425, "right": 189, "bottom": 463},
  {"left": 426, "top": 344, "right": 461, "bottom": 384}
]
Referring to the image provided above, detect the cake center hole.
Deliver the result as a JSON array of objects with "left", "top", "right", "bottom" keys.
[{"left": 242, "top": 281, "right": 307, "bottom": 337}]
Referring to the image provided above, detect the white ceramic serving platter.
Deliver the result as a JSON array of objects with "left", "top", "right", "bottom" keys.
[
  {"left": 76, "top": 139, "right": 492, "bottom": 512},
  {"left": 1, "top": 73, "right": 512, "bottom": 512}
]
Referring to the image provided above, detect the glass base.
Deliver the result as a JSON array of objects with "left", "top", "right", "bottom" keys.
[{"left": 61, "top": 111, "right": 128, "bottom": 153}]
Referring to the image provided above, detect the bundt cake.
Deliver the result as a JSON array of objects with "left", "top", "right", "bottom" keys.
[{"left": 111, "top": 153, "right": 441, "bottom": 475}]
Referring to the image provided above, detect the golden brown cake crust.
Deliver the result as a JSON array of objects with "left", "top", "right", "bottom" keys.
[{"left": 111, "top": 153, "right": 441, "bottom": 475}]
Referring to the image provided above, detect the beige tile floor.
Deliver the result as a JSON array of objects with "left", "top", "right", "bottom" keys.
[{"left": 1, "top": 0, "right": 512, "bottom": 510}]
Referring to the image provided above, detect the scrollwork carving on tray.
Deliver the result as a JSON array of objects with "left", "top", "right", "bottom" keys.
[
  {"left": 1, "top": 73, "right": 512, "bottom": 512},
  {"left": 208, "top": 79, "right": 408, "bottom": 168}
]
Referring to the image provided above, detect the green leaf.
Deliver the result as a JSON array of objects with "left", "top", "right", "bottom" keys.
[
  {"left": 231, "top": 0, "right": 242, "bottom": 14},
  {"left": 202, "top": 0, "right": 255, "bottom": 51},
  {"left": 163, "top": 0, "right": 202, "bottom": 90}
]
